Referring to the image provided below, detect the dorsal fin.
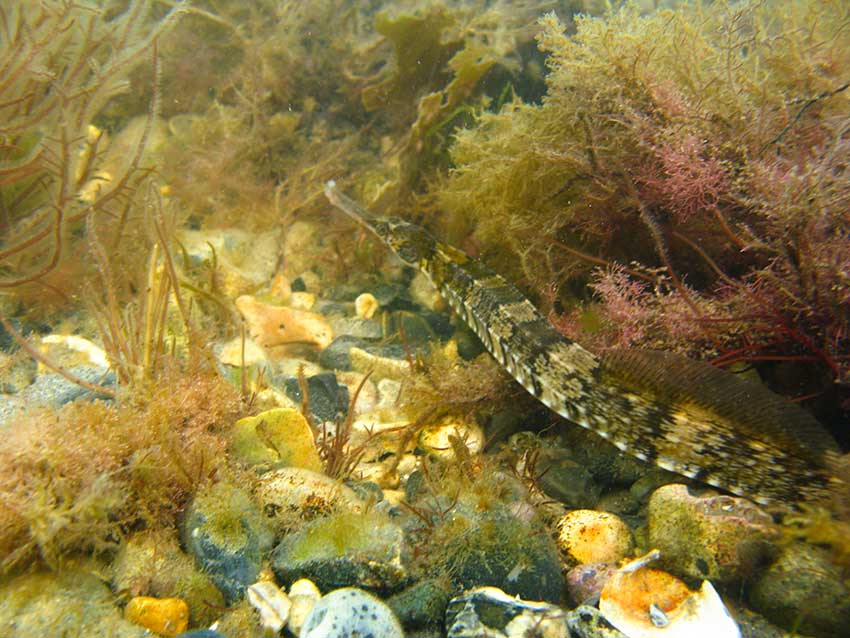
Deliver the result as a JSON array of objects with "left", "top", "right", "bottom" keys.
[{"left": 600, "top": 348, "right": 839, "bottom": 466}]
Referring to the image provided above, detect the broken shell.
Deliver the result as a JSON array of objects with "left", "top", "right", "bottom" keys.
[
  {"left": 247, "top": 580, "right": 292, "bottom": 634},
  {"left": 599, "top": 562, "right": 740, "bottom": 638},
  {"left": 288, "top": 578, "right": 321, "bottom": 635},
  {"left": 355, "top": 292, "right": 379, "bottom": 319}
]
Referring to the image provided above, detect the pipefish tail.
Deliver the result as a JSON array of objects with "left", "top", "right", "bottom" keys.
[{"left": 324, "top": 181, "right": 845, "bottom": 508}]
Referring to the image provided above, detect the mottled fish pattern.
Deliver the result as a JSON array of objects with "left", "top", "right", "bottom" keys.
[{"left": 325, "top": 182, "right": 843, "bottom": 508}]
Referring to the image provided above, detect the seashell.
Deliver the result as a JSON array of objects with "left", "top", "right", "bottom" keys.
[
  {"left": 599, "top": 551, "right": 740, "bottom": 638},
  {"left": 247, "top": 580, "right": 291, "bottom": 633},
  {"left": 288, "top": 578, "right": 321, "bottom": 635},
  {"left": 355, "top": 292, "right": 380, "bottom": 319}
]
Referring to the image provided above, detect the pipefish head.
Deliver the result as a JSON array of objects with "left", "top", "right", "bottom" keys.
[{"left": 325, "top": 180, "right": 436, "bottom": 267}]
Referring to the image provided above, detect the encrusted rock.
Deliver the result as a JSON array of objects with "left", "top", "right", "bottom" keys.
[
  {"left": 445, "top": 586, "right": 569, "bottom": 638},
  {"left": 749, "top": 542, "right": 850, "bottom": 638},
  {"left": 271, "top": 511, "right": 408, "bottom": 594},
  {"left": 566, "top": 563, "right": 618, "bottom": 606},
  {"left": 228, "top": 408, "right": 322, "bottom": 472},
  {"left": 181, "top": 482, "right": 274, "bottom": 604},
  {"left": 301, "top": 587, "right": 404, "bottom": 638},
  {"left": 557, "top": 510, "right": 634, "bottom": 567},
  {"left": 124, "top": 596, "right": 189, "bottom": 637},
  {"left": 647, "top": 484, "right": 778, "bottom": 583},
  {"left": 253, "top": 467, "right": 364, "bottom": 531}
]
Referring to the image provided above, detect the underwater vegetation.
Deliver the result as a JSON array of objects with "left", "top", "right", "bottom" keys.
[{"left": 435, "top": 0, "right": 850, "bottom": 419}]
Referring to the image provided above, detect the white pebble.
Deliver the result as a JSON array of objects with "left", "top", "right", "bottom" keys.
[{"left": 300, "top": 587, "right": 403, "bottom": 638}]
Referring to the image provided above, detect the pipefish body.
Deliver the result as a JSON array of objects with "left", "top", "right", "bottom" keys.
[{"left": 325, "top": 181, "right": 844, "bottom": 508}]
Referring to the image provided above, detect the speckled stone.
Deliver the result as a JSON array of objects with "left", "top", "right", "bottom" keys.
[
  {"left": 647, "top": 484, "right": 778, "bottom": 583},
  {"left": 749, "top": 542, "right": 850, "bottom": 638},
  {"left": 557, "top": 510, "right": 634, "bottom": 567},
  {"left": 300, "top": 587, "right": 404, "bottom": 638}
]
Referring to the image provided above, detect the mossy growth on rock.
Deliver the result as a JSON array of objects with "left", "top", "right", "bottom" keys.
[{"left": 228, "top": 408, "right": 323, "bottom": 473}]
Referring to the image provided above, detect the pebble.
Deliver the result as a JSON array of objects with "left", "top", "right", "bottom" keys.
[
  {"left": 290, "top": 291, "right": 317, "bottom": 310},
  {"left": 566, "top": 605, "right": 629, "bottom": 638},
  {"left": 566, "top": 563, "right": 618, "bottom": 606},
  {"left": 330, "top": 316, "right": 384, "bottom": 340},
  {"left": 181, "top": 482, "right": 274, "bottom": 604},
  {"left": 557, "top": 510, "right": 634, "bottom": 567},
  {"left": 0, "top": 569, "right": 141, "bottom": 637},
  {"left": 647, "top": 484, "right": 778, "bottom": 583},
  {"left": 445, "top": 586, "right": 569, "bottom": 638},
  {"left": 387, "top": 578, "right": 452, "bottom": 631},
  {"left": 287, "top": 578, "right": 321, "bottom": 635},
  {"left": 124, "top": 596, "right": 189, "bottom": 637},
  {"left": 253, "top": 467, "right": 365, "bottom": 531},
  {"left": 748, "top": 542, "right": 850, "bottom": 638},
  {"left": 300, "top": 587, "right": 404, "bottom": 638},
  {"left": 235, "top": 295, "right": 333, "bottom": 349},
  {"left": 229, "top": 407, "right": 322, "bottom": 471},
  {"left": 271, "top": 510, "right": 408, "bottom": 594},
  {"left": 282, "top": 371, "right": 349, "bottom": 423},
  {"left": 355, "top": 292, "right": 380, "bottom": 318},
  {"left": 215, "top": 336, "right": 268, "bottom": 368},
  {"left": 246, "top": 580, "right": 291, "bottom": 634},
  {"left": 536, "top": 449, "right": 602, "bottom": 508},
  {"left": 418, "top": 415, "right": 484, "bottom": 462}
]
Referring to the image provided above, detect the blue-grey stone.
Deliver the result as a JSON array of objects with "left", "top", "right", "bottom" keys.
[
  {"left": 282, "top": 372, "right": 349, "bottom": 423},
  {"left": 182, "top": 482, "right": 274, "bottom": 604}
]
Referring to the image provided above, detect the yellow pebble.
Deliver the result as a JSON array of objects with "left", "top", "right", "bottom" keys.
[
  {"left": 124, "top": 596, "right": 189, "bottom": 637},
  {"left": 355, "top": 292, "right": 379, "bottom": 319}
]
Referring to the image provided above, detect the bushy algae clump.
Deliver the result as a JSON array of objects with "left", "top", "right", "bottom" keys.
[{"left": 435, "top": 1, "right": 850, "bottom": 412}]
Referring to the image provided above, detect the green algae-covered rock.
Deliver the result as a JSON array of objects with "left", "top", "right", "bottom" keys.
[
  {"left": 0, "top": 570, "right": 140, "bottom": 637},
  {"left": 647, "top": 484, "right": 778, "bottom": 583},
  {"left": 387, "top": 578, "right": 452, "bottom": 631},
  {"left": 271, "top": 511, "right": 408, "bottom": 595},
  {"left": 749, "top": 543, "right": 850, "bottom": 638},
  {"left": 182, "top": 481, "right": 274, "bottom": 604},
  {"left": 229, "top": 408, "right": 322, "bottom": 472}
]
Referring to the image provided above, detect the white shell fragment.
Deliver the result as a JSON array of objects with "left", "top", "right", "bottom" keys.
[
  {"left": 287, "top": 578, "right": 321, "bottom": 636},
  {"left": 599, "top": 552, "right": 740, "bottom": 638},
  {"left": 247, "top": 580, "right": 292, "bottom": 634},
  {"left": 355, "top": 292, "right": 379, "bottom": 319}
]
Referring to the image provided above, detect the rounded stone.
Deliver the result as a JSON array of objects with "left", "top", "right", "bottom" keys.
[
  {"left": 749, "top": 542, "right": 850, "bottom": 638},
  {"left": 301, "top": 587, "right": 403, "bottom": 638},
  {"left": 181, "top": 482, "right": 274, "bottom": 604},
  {"left": 228, "top": 408, "right": 322, "bottom": 472},
  {"left": 271, "top": 511, "right": 407, "bottom": 594},
  {"left": 124, "top": 596, "right": 188, "bottom": 637},
  {"left": 647, "top": 484, "right": 778, "bottom": 583},
  {"left": 557, "top": 510, "right": 634, "bottom": 567}
]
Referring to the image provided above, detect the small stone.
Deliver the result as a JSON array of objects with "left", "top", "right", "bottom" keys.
[
  {"left": 229, "top": 408, "right": 322, "bottom": 472},
  {"left": 216, "top": 337, "right": 268, "bottom": 368},
  {"left": 387, "top": 579, "right": 452, "bottom": 631},
  {"left": 418, "top": 415, "right": 484, "bottom": 462},
  {"left": 647, "top": 484, "right": 778, "bottom": 583},
  {"left": 330, "top": 316, "right": 384, "bottom": 340},
  {"left": 355, "top": 292, "right": 380, "bottom": 319},
  {"left": 287, "top": 578, "right": 321, "bottom": 636},
  {"left": 301, "top": 587, "right": 404, "bottom": 638},
  {"left": 290, "top": 291, "right": 317, "bottom": 310},
  {"left": 749, "top": 542, "right": 850, "bottom": 638},
  {"left": 253, "top": 467, "right": 364, "bottom": 531},
  {"left": 236, "top": 295, "right": 333, "bottom": 349},
  {"left": 247, "top": 580, "right": 291, "bottom": 634},
  {"left": 181, "top": 482, "right": 274, "bottom": 604},
  {"left": 124, "top": 596, "right": 189, "bottom": 637},
  {"left": 557, "top": 510, "right": 634, "bottom": 567},
  {"left": 445, "top": 586, "right": 569, "bottom": 638},
  {"left": 536, "top": 450, "right": 602, "bottom": 509},
  {"left": 271, "top": 511, "right": 407, "bottom": 594},
  {"left": 0, "top": 570, "right": 141, "bottom": 637},
  {"left": 566, "top": 605, "right": 629, "bottom": 638},
  {"left": 566, "top": 563, "right": 618, "bottom": 606},
  {"left": 269, "top": 272, "right": 292, "bottom": 304},
  {"left": 282, "top": 371, "right": 349, "bottom": 424},
  {"left": 410, "top": 270, "right": 445, "bottom": 312}
]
